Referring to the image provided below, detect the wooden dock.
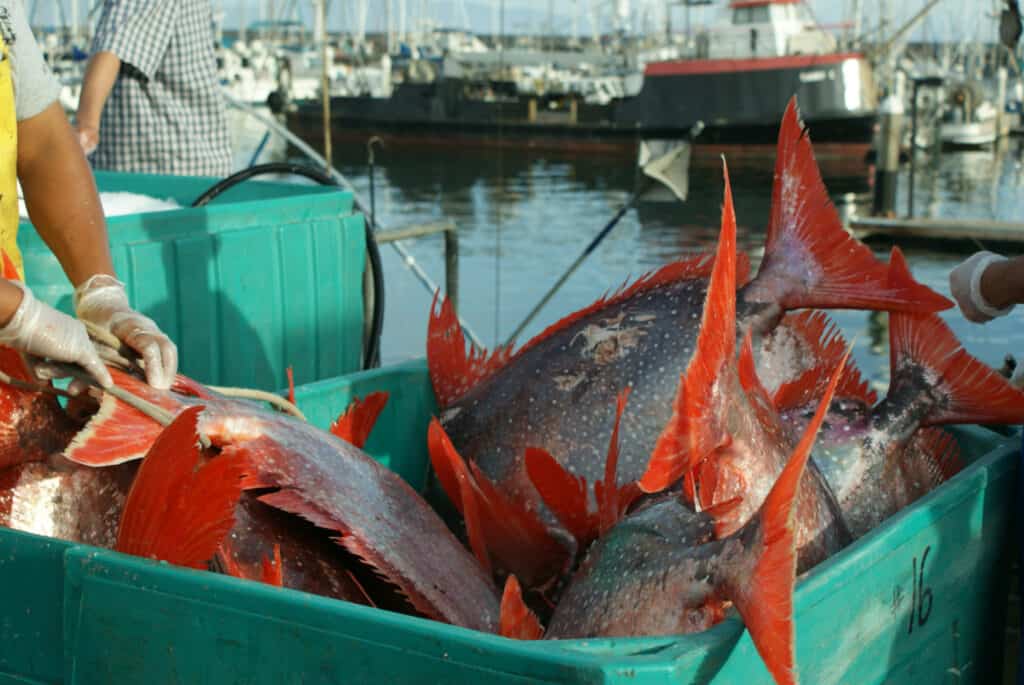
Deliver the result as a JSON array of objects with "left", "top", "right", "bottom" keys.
[{"left": 848, "top": 216, "right": 1024, "bottom": 245}]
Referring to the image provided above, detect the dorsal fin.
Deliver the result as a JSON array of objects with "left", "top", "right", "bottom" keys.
[
  {"left": 524, "top": 388, "right": 640, "bottom": 547},
  {"left": 738, "top": 331, "right": 779, "bottom": 433},
  {"left": 115, "top": 406, "right": 247, "bottom": 569},
  {"left": 427, "top": 252, "right": 736, "bottom": 408},
  {"left": 771, "top": 311, "right": 877, "bottom": 411},
  {"left": 888, "top": 249, "right": 1024, "bottom": 426},
  {"left": 427, "top": 419, "right": 567, "bottom": 586},
  {"left": 330, "top": 391, "right": 389, "bottom": 448},
  {"left": 639, "top": 159, "right": 738, "bottom": 494},
  {"left": 500, "top": 575, "right": 543, "bottom": 640},
  {"left": 743, "top": 97, "right": 951, "bottom": 314},
  {"left": 427, "top": 292, "right": 516, "bottom": 408}
]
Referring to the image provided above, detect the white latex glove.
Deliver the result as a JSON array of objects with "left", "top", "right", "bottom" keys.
[
  {"left": 74, "top": 275, "right": 178, "bottom": 390},
  {"left": 1013, "top": 363, "right": 1024, "bottom": 390},
  {"left": 0, "top": 281, "right": 112, "bottom": 387},
  {"left": 949, "top": 251, "right": 1015, "bottom": 324}
]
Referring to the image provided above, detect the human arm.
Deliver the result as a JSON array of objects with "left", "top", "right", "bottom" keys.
[
  {"left": 949, "top": 251, "right": 1024, "bottom": 323},
  {"left": 18, "top": 104, "right": 177, "bottom": 389},
  {"left": 74, "top": 51, "right": 122, "bottom": 155}
]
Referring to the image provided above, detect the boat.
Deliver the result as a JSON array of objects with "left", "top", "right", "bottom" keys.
[
  {"left": 284, "top": 0, "right": 878, "bottom": 161},
  {"left": 940, "top": 81, "right": 1000, "bottom": 148}
]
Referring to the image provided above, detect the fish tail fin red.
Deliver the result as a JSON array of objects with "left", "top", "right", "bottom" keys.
[
  {"left": 500, "top": 575, "right": 544, "bottom": 640},
  {"left": 330, "top": 391, "right": 389, "bottom": 448},
  {"left": 427, "top": 419, "right": 566, "bottom": 585},
  {"left": 64, "top": 368, "right": 188, "bottom": 466},
  {"left": 115, "top": 406, "right": 247, "bottom": 569},
  {"left": 723, "top": 344, "right": 850, "bottom": 685},
  {"left": 746, "top": 98, "right": 951, "bottom": 314},
  {"left": 525, "top": 388, "right": 639, "bottom": 546},
  {"left": 906, "top": 428, "right": 964, "bottom": 489},
  {"left": 427, "top": 292, "right": 514, "bottom": 408},
  {"left": 887, "top": 250, "right": 1024, "bottom": 425},
  {"left": 640, "top": 158, "right": 737, "bottom": 494}
]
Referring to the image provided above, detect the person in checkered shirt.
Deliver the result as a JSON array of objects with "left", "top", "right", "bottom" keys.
[{"left": 75, "top": 0, "right": 231, "bottom": 177}]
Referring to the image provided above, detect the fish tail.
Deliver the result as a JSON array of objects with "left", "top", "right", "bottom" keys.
[
  {"left": 115, "top": 406, "right": 248, "bottom": 569},
  {"left": 330, "top": 391, "right": 389, "bottom": 448},
  {"left": 720, "top": 344, "right": 851, "bottom": 685},
  {"left": 744, "top": 97, "right": 951, "bottom": 314},
  {"left": 887, "top": 247, "right": 1024, "bottom": 425},
  {"left": 640, "top": 157, "right": 737, "bottom": 494},
  {"left": 499, "top": 575, "right": 544, "bottom": 640}
]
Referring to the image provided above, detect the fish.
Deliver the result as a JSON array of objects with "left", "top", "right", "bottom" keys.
[
  {"left": 425, "top": 98, "right": 951, "bottom": 585},
  {"left": 761, "top": 250, "right": 1024, "bottom": 539},
  {"left": 32, "top": 368, "right": 502, "bottom": 632}
]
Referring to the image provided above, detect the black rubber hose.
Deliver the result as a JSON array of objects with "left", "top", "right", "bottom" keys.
[{"left": 191, "top": 162, "right": 385, "bottom": 371}]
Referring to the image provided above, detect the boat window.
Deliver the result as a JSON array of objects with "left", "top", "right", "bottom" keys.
[{"left": 733, "top": 5, "right": 771, "bottom": 25}]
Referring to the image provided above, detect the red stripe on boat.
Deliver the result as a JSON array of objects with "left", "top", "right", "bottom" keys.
[{"left": 644, "top": 53, "right": 864, "bottom": 77}]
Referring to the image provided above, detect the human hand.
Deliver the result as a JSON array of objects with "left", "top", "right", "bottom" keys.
[
  {"left": 75, "top": 123, "right": 99, "bottom": 156},
  {"left": 949, "top": 251, "right": 1014, "bottom": 323},
  {"left": 0, "top": 281, "right": 112, "bottom": 387},
  {"left": 74, "top": 275, "right": 178, "bottom": 389}
]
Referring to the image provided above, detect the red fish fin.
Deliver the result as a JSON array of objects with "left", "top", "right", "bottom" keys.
[
  {"left": 738, "top": 331, "right": 779, "bottom": 430},
  {"left": 910, "top": 427, "right": 964, "bottom": 483},
  {"left": 500, "top": 575, "right": 544, "bottom": 640},
  {"left": 595, "top": 388, "right": 641, "bottom": 535},
  {"left": 330, "top": 391, "right": 389, "bottom": 448},
  {"left": 726, "top": 344, "right": 850, "bottom": 685},
  {"left": 640, "top": 160, "right": 737, "bottom": 494},
  {"left": 217, "top": 544, "right": 245, "bottom": 578},
  {"left": 115, "top": 406, "right": 247, "bottom": 569},
  {"left": 64, "top": 368, "right": 187, "bottom": 466},
  {"left": 524, "top": 447, "right": 593, "bottom": 546},
  {"left": 434, "top": 423, "right": 492, "bottom": 574},
  {"left": 286, "top": 367, "right": 296, "bottom": 406},
  {"left": 748, "top": 98, "right": 951, "bottom": 314},
  {"left": 261, "top": 545, "right": 284, "bottom": 587},
  {"left": 427, "top": 292, "right": 515, "bottom": 408},
  {"left": 888, "top": 253, "right": 1024, "bottom": 425},
  {"left": 428, "top": 421, "right": 565, "bottom": 585},
  {"left": 772, "top": 312, "right": 878, "bottom": 411},
  {"left": 703, "top": 496, "right": 743, "bottom": 523}
]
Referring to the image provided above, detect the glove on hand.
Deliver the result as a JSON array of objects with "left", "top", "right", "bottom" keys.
[
  {"left": 0, "top": 281, "right": 112, "bottom": 387},
  {"left": 74, "top": 275, "right": 178, "bottom": 390},
  {"left": 949, "top": 251, "right": 1015, "bottom": 324}
]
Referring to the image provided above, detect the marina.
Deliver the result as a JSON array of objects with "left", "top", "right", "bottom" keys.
[{"left": 5, "top": 0, "right": 1024, "bottom": 683}]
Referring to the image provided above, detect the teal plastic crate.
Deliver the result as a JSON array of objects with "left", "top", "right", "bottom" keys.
[
  {"left": 0, "top": 360, "right": 1015, "bottom": 684},
  {"left": 17, "top": 171, "right": 366, "bottom": 392}
]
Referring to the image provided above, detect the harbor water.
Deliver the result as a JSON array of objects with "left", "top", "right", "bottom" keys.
[{"left": 322, "top": 137, "right": 1024, "bottom": 389}]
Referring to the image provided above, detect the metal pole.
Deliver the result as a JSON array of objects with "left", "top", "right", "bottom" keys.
[
  {"left": 317, "top": 0, "right": 332, "bottom": 170},
  {"left": 444, "top": 228, "right": 459, "bottom": 314},
  {"left": 908, "top": 81, "right": 918, "bottom": 218}
]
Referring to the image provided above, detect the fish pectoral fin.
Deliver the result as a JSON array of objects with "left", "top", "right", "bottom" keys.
[
  {"left": 115, "top": 406, "right": 247, "bottom": 570},
  {"left": 330, "top": 391, "right": 389, "bottom": 449},
  {"left": 500, "top": 575, "right": 544, "bottom": 640},
  {"left": 429, "top": 419, "right": 566, "bottom": 587}
]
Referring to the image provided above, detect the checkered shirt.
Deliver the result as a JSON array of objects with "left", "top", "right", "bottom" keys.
[{"left": 90, "top": 0, "right": 231, "bottom": 176}]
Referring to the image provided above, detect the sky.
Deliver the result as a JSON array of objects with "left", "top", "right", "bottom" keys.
[{"left": 31, "top": 1, "right": 1003, "bottom": 43}]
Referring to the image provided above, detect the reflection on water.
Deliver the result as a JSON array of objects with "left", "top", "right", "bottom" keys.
[{"left": 328, "top": 140, "right": 1024, "bottom": 385}]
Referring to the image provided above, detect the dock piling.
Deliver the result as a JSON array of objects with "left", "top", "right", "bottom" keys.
[{"left": 873, "top": 87, "right": 903, "bottom": 217}]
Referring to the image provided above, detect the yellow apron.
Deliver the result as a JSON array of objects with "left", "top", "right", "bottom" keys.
[{"left": 0, "top": 39, "right": 24, "bottom": 280}]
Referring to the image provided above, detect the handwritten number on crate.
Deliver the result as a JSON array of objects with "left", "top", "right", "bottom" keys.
[{"left": 908, "top": 545, "right": 933, "bottom": 634}]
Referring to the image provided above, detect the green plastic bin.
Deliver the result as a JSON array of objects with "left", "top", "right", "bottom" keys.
[
  {"left": 0, "top": 360, "right": 1014, "bottom": 684},
  {"left": 17, "top": 171, "right": 366, "bottom": 392}
]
